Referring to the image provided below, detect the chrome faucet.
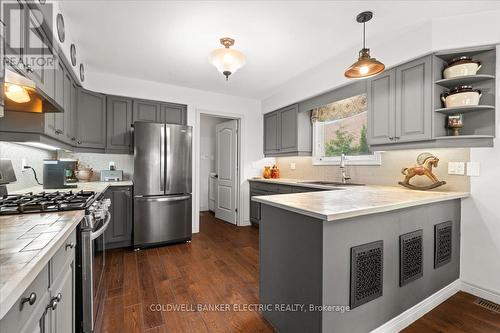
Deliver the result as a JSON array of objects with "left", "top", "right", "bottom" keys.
[{"left": 340, "top": 154, "right": 351, "bottom": 184}]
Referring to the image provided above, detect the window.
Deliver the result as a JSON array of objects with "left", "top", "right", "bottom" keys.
[{"left": 312, "top": 94, "right": 381, "bottom": 165}]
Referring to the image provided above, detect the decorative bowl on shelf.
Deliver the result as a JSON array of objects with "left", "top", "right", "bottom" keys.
[
  {"left": 443, "top": 56, "right": 481, "bottom": 79},
  {"left": 441, "top": 86, "right": 481, "bottom": 108},
  {"left": 75, "top": 168, "right": 93, "bottom": 182}
]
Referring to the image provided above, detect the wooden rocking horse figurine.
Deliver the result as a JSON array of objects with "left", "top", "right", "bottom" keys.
[{"left": 398, "top": 152, "right": 446, "bottom": 190}]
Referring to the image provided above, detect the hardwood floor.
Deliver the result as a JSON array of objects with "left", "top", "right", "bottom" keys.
[
  {"left": 99, "top": 212, "right": 500, "bottom": 333},
  {"left": 402, "top": 291, "right": 500, "bottom": 333},
  {"left": 99, "top": 212, "right": 275, "bottom": 333}
]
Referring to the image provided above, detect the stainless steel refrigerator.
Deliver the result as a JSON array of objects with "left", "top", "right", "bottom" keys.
[{"left": 133, "top": 121, "right": 192, "bottom": 248}]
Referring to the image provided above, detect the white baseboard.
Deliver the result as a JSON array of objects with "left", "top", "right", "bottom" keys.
[
  {"left": 371, "top": 279, "right": 461, "bottom": 333},
  {"left": 461, "top": 281, "right": 500, "bottom": 305},
  {"left": 239, "top": 219, "right": 251, "bottom": 227}
]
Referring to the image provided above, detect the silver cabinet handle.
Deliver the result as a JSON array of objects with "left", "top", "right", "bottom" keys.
[
  {"left": 65, "top": 242, "right": 75, "bottom": 250},
  {"left": 394, "top": 136, "right": 400, "bottom": 140},
  {"left": 55, "top": 129, "right": 63, "bottom": 135},
  {"left": 46, "top": 293, "right": 62, "bottom": 311},
  {"left": 389, "top": 136, "right": 394, "bottom": 140},
  {"left": 77, "top": 140, "right": 82, "bottom": 145},
  {"left": 21, "top": 292, "right": 37, "bottom": 307}
]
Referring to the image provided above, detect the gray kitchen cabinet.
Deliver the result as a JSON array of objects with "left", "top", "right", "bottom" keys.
[
  {"left": 106, "top": 96, "right": 133, "bottom": 151},
  {"left": 133, "top": 99, "right": 159, "bottom": 122},
  {"left": 158, "top": 102, "right": 187, "bottom": 125},
  {"left": 52, "top": 61, "right": 65, "bottom": 139},
  {"left": 263, "top": 104, "right": 311, "bottom": 157},
  {"left": 75, "top": 88, "right": 106, "bottom": 148},
  {"left": 395, "top": 56, "right": 432, "bottom": 142},
  {"left": 367, "top": 55, "right": 433, "bottom": 146},
  {"left": 62, "top": 70, "right": 73, "bottom": 143},
  {"left": 104, "top": 186, "right": 133, "bottom": 248},
  {"left": 50, "top": 259, "right": 75, "bottom": 333},
  {"left": 367, "top": 69, "right": 396, "bottom": 145},
  {"left": 264, "top": 112, "right": 280, "bottom": 155},
  {"left": 69, "top": 82, "right": 77, "bottom": 143}
]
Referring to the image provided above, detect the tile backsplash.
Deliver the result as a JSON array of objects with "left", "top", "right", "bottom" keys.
[
  {"left": 275, "top": 148, "right": 470, "bottom": 192},
  {"left": 61, "top": 151, "right": 134, "bottom": 181}
]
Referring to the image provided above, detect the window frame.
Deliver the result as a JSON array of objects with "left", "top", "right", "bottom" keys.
[{"left": 312, "top": 120, "right": 382, "bottom": 166}]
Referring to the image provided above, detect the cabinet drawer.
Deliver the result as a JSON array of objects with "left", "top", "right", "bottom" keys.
[
  {"left": 249, "top": 181, "right": 280, "bottom": 193},
  {"left": 50, "top": 229, "right": 76, "bottom": 283},
  {"left": 292, "top": 186, "right": 325, "bottom": 193},
  {"left": 276, "top": 185, "right": 293, "bottom": 194},
  {"left": 0, "top": 265, "right": 49, "bottom": 333}
]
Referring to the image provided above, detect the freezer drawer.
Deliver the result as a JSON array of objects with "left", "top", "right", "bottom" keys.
[{"left": 133, "top": 194, "right": 192, "bottom": 248}]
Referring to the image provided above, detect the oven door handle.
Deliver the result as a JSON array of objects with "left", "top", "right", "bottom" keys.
[{"left": 90, "top": 211, "right": 111, "bottom": 240}]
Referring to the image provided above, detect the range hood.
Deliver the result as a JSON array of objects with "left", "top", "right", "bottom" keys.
[{"left": 4, "top": 67, "right": 63, "bottom": 113}]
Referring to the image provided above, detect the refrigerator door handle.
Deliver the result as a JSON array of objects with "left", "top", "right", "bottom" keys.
[
  {"left": 135, "top": 195, "right": 191, "bottom": 202},
  {"left": 160, "top": 124, "right": 165, "bottom": 192},
  {"left": 166, "top": 126, "right": 171, "bottom": 191}
]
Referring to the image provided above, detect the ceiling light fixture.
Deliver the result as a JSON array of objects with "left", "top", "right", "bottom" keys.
[
  {"left": 209, "top": 37, "right": 246, "bottom": 80},
  {"left": 345, "top": 11, "right": 385, "bottom": 79}
]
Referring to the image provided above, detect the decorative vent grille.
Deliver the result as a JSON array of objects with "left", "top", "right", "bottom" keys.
[
  {"left": 399, "top": 230, "right": 423, "bottom": 287},
  {"left": 474, "top": 298, "right": 500, "bottom": 314},
  {"left": 434, "top": 221, "right": 452, "bottom": 269},
  {"left": 350, "top": 240, "right": 383, "bottom": 309}
]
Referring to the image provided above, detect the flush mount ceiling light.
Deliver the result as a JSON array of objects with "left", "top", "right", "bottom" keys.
[
  {"left": 345, "top": 11, "right": 385, "bottom": 79},
  {"left": 209, "top": 37, "right": 246, "bottom": 80}
]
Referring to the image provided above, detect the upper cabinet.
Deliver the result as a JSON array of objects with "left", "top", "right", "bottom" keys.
[
  {"left": 75, "top": 89, "right": 107, "bottom": 149},
  {"left": 133, "top": 99, "right": 159, "bottom": 122},
  {"left": 368, "top": 47, "right": 495, "bottom": 150},
  {"left": 132, "top": 99, "right": 187, "bottom": 125},
  {"left": 263, "top": 104, "right": 312, "bottom": 157},
  {"left": 107, "top": 95, "right": 133, "bottom": 151}
]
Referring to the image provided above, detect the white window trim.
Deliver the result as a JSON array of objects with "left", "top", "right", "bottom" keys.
[{"left": 312, "top": 121, "right": 382, "bottom": 166}]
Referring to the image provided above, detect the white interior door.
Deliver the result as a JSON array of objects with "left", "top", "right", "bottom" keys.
[{"left": 215, "top": 120, "right": 238, "bottom": 224}]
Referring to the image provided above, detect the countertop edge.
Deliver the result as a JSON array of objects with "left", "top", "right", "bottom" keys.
[
  {"left": 253, "top": 192, "right": 469, "bottom": 222},
  {"left": 248, "top": 178, "right": 343, "bottom": 190},
  {"left": 0, "top": 210, "right": 85, "bottom": 320}
]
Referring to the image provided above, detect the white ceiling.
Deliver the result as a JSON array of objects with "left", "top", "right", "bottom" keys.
[{"left": 59, "top": 1, "right": 500, "bottom": 99}]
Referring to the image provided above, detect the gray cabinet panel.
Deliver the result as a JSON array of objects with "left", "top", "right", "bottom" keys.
[
  {"left": 69, "top": 82, "right": 77, "bottom": 143},
  {"left": 396, "top": 56, "right": 432, "bottom": 142},
  {"left": 53, "top": 61, "right": 64, "bottom": 139},
  {"left": 279, "top": 105, "right": 298, "bottom": 152},
  {"left": 264, "top": 112, "right": 279, "bottom": 154},
  {"left": 367, "top": 69, "right": 396, "bottom": 145},
  {"left": 62, "top": 71, "right": 72, "bottom": 143},
  {"left": 76, "top": 89, "right": 106, "bottom": 148},
  {"left": 159, "top": 103, "right": 187, "bottom": 125},
  {"left": 106, "top": 96, "right": 133, "bottom": 150},
  {"left": 50, "top": 259, "right": 74, "bottom": 333},
  {"left": 104, "top": 186, "right": 133, "bottom": 248},
  {"left": 133, "top": 100, "right": 159, "bottom": 122}
]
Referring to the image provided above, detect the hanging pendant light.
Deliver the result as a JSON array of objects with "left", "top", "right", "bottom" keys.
[
  {"left": 209, "top": 37, "right": 246, "bottom": 80},
  {"left": 345, "top": 11, "right": 385, "bottom": 79}
]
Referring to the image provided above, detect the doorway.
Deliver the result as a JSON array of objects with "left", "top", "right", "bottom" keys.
[{"left": 198, "top": 114, "right": 239, "bottom": 225}]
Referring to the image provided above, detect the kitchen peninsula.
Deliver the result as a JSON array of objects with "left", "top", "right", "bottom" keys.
[{"left": 253, "top": 183, "right": 468, "bottom": 333}]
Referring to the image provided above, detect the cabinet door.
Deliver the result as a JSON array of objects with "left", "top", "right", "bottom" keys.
[
  {"left": 104, "top": 187, "right": 132, "bottom": 247},
  {"left": 367, "top": 69, "right": 396, "bottom": 145},
  {"left": 132, "top": 100, "right": 159, "bottom": 122},
  {"left": 395, "top": 56, "right": 432, "bottom": 142},
  {"left": 106, "top": 96, "right": 133, "bottom": 150},
  {"left": 158, "top": 103, "right": 187, "bottom": 125},
  {"left": 69, "top": 82, "right": 77, "bottom": 143},
  {"left": 62, "top": 72, "right": 72, "bottom": 143},
  {"left": 264, "top": 111, "right": 280, "bottom": 154},
  {"left": 249, "top": 191, "right": 261, "bottom": 224},
  {"left": 53, "top": 61, "right": 65, "bottom": 139},
  {"left": 24, "top": 7, "right": 54, "bottom": 99},
  {"left": 3, "top": 0, "right": 25, "bottom": 66},
  {"left": 279, "top": 105, "right": 298, "bottom": 152},
  {"left": 50, "top": 260, "right": 75, "bottom": 333},
  {"left": 76, "top": 89, "right": 106, "bottom": 148}
]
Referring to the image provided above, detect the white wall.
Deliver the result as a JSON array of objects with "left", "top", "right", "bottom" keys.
[
  {"left": 199, "top": 115, "right": 227, "bottom": 211},
  {"left": 84, "top": 71, "right": 262, "bottom": 232},
  {"left": 460, "top": 45, "right": 500, "bottom": 295}
]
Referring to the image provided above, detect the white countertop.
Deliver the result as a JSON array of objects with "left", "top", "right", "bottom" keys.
[
  {"left": 251, "top": 180, "right": 469, "bottom": 221},
  {"left": 248, "top": 177, "right": 363, "bottom": 190},
  {"left": 10, "top": 180, "right": 133, "bottom": 195},
  {"left": 0, "top": 210, "right": 85, "bottom": 319}
]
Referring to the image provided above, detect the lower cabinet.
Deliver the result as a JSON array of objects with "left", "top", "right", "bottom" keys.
[
  {"left": 104, "top": 186, "right": 133, "bottom": 249},
  {"left": 0, "top": 230, "right": 76, "bottom": 333}
]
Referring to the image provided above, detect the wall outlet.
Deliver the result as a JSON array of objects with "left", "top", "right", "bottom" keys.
[
  {"left": 466, "top": 162, "right": 480, "bottom": 177},
  {"left": 448, "top": 162, "right": 465, "bottom": 175},
  {"left": 290, "top": 162, "right": 296, "bottom": 170}
]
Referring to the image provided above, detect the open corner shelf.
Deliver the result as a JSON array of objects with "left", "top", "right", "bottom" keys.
[
  {"left": 434, "top": 74, "right": 495, "bottom": 89},
  {"left": 434, "top": 105, "right": 495, "bottom": 115},
  {"left": 435, "top": 135, "right": 494, "bottom": 140}
]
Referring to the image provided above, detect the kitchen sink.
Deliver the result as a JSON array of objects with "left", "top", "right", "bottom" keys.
[{"left": 298, "top": 181, "right": 365, "bottom": 186}]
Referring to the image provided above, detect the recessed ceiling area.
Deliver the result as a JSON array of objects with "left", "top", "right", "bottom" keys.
[{"left": 59, "top": 1, "right": 499, "bottom": 99}]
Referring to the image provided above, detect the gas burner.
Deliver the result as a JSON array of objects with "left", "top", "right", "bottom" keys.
[{"left": 0, "top": 190, "right": 97, "bottom": 215}]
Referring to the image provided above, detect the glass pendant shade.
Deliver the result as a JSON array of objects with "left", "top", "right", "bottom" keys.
[
  {"left": 209, "top": 38, "right": 246, "bottom": 80},
  {"left": 4, "top": 83, "right": 31, "bottom": 103},
  {"left": 344, "top": 48, "right": 385, "bottom": 79}
]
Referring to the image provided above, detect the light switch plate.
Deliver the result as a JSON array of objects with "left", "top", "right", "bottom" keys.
[
  {"left": 448, "top": 162, "right": 465, "bottom": 175},
  {"left": 466, "top": 162, "right": 480, "bottom": 176},
  {"left": 290, "top": 163, "right": 296, "bottom": 170}
]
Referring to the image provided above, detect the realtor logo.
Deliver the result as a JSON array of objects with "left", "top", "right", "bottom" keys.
[{"left": 2, "top": 0, "right": 56, "bottom": 70}]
